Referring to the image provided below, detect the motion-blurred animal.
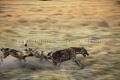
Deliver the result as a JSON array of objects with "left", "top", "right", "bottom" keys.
[
  {"left": 27, "top": 48, "right": 50, "bottom": 61},
  {"left": 47, "top": 47, "right": 89, "bottom": 69},
  {"left": 0, "top": 48, "right": 29, "bottom": 62}
]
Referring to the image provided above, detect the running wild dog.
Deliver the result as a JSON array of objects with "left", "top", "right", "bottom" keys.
[
  {"left": 0, "top": 47, "right": 89, "bottom": 69},
  {"left": 27, "top": 48, "right": 50, "bottom": 61},
  {"left": 0, "top": 48, "right": 29, "bottom": 62},
  {"left": 47, "top": 47, "right": 89, "bottom": 69}
]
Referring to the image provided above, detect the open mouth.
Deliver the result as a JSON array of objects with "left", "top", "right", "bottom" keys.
[
  {"left": 82, "top": 54, "right": 86, "bottom": 57},
  {"left": 86, "top": 53, "right": 89, "bottom": 57},
  {"left": 82, "top": 53, "right": 89, "bottom": 57}
]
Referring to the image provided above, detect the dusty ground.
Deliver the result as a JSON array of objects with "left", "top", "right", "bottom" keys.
[{"left": 0, "top": 0, "right": 120, "bottom": 80}]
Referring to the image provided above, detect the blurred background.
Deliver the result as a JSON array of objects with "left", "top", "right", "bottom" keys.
[{"left": 0, "top": 0, "right": 120, "bottom": 80}]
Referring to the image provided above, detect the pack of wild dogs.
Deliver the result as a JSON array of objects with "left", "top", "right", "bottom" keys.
[{"left": 0, "top": 44, "right": 89, "bottom": 69}]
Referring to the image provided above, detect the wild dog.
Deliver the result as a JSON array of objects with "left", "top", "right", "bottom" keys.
[
  {"left": 47, "top": 47, "right": 89, "bottom": 69},
  {"left": 0, "top": 48, "right": 29, "bottom": 62},
  {"left": 22, "top": 41, "right": 49, "bottom": 61},
  {"left": 27, "top": 48, "right": 50, "bottom": 61}
]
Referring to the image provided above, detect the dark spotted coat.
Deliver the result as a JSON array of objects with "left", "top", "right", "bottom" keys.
[{"left": 48, "top": 47, "right": 89, "bottom": 69}]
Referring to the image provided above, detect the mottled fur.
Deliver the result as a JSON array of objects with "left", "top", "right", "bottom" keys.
[
  {"left": 0, "top": 48, "right": 29, "bottom": 62},
  {"left": 48, "top": 47, "right": 89, "bottom": 69},
  {"left": 27, "top": 48, "right": 50, "bottom": 61}
]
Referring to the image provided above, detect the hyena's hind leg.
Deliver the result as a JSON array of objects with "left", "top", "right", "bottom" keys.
[{"left": 74, "top": 59, "right": 85, "bottom": 69}]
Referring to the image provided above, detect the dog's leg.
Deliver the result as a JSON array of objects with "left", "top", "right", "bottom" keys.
[
  {"left": 74, "top": 59, "right": 84, "bottom": 69},
  {"left": 1, "top": 58, "right": 3, "bottom": 62},
  {"left": 78, "top": 60, "right": 85, "bottom": 69},
  {"left": 23, "top": 56, "right": 27, "bottom": 62},
  {"left": 40, "top": 55, "right": 44, "bottom": 61},
  {"left": 58, "top": 59, "right": 62, "bottom": 67},
  {"left": 53, "top": 62, "right": 57, "bottom": 67},
  {"left": 0, "top": 56, "right": 3, "bottom": 62},
  {"left": 23, "top": 59, "right": 26, "bottom": 62},
  {"left": 71, "top": 51, "right": 76, "bottom": 62}
]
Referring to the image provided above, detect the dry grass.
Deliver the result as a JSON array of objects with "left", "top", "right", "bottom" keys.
[{"left": 0, "top": 0, "right": 120, "bottom": 80}]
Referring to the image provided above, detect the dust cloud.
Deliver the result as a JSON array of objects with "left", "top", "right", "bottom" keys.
[{"left": 0, "top": 55, "right": 55, "bottom": 70}]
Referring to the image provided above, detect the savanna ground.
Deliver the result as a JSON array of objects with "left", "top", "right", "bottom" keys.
[{"left": 0, "top": 0, "right": 120, "bottom": 80}]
